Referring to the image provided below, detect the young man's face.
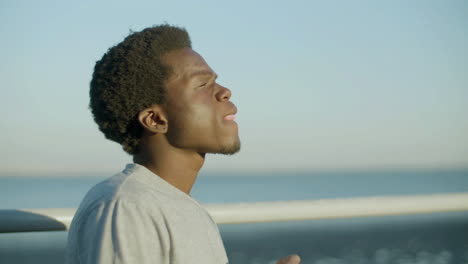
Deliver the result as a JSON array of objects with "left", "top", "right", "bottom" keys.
[{"left": 162, "top": 48, "right": 240, "bottom": 155}]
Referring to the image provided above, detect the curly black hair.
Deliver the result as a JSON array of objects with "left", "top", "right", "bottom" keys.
[{"left": 89, "top": 24, "right": 192, "bottom": 155}]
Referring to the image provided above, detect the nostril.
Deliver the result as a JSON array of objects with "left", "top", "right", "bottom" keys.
[
  {"left": 223, "top": 87, "right": 232, "bottom": 100},
  {"left": 216, "top": 86, "right": 231, "bottom": 101}
]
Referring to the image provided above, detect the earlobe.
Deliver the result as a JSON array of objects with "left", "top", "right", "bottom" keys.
[{"left": 137, "top": 105, "right": 168, "bottom": 134}]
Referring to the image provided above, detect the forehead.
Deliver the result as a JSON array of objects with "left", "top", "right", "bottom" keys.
[{"left": 163, "top": 48, "right": 214, "bottom": 81}]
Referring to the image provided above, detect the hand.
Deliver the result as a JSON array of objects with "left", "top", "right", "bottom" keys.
[{"left": 276, "top": 254, "right": 301, "bottom": 264}]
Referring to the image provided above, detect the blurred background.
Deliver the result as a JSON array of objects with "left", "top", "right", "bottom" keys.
[
  {"left": 1, "top": 0, "right": 467, "bottom": 175},
  {"left": 1, "top": 1, "right": 467, "bottom": 263}
]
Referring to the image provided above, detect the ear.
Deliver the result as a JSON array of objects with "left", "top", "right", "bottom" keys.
[{"left": 137, "top": 105, "right": 168, "bottom": 134}]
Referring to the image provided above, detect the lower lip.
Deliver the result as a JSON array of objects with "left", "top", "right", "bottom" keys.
[{"left": 224, "top": 115, "right": 236, "bottom": 121}]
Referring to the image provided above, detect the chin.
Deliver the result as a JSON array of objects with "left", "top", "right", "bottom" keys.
[{"left": 213, "top": 140, "right": 241, "bottom": 155}]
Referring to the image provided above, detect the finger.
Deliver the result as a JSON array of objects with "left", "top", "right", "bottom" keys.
[{"left": 276, "top": 254, "right": 301, "bottom": 264}]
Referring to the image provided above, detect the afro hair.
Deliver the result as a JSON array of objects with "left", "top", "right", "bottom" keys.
[{"left": 89, "top": 24, "right": 191, "bottom": 155}]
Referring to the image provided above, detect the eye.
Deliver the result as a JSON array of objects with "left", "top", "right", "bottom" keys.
[{"left": 198, "top": 80, "right": 215, "bottom": 89}]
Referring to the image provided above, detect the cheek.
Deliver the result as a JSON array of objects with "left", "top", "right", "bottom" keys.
[
  {"left": 165, "top": 90, "right": 220, "bottom": 144},
  {"left": 185, "top": 93, "right": 217, "bottom": 127},
  {"left": 168, "top": 103, "right": 217, "bottom": 138},
  {"left": 187, "top": 104, "right": 217, "bottom": 132}
]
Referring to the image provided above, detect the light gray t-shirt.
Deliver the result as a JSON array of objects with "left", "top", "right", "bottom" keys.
[{"left": 66, "top": 163, "right": 229, "bottom": 264}]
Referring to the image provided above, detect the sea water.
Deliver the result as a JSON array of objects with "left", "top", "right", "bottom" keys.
[{"left": 1, "top": 169, "right": 468, "bottom": 264}]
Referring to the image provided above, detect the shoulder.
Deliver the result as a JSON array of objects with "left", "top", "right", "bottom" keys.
[
  {"left": 66, "top": 183, "right": 171, "bottom": 264},
  {"left": 72, "top": 171, "right": 168, "bottom": 228},
  {"left": 68, "top": 183, "right": 169, "bottom": 247}
]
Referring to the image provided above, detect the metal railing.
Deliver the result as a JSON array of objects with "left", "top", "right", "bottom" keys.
[{"left": 1, "top": 192, "right": 468, "bottom": 233}]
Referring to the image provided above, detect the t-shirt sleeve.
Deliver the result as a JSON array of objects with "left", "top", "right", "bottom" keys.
[{"left": 74, "top": 199, "right": 170, "bottom": 264}]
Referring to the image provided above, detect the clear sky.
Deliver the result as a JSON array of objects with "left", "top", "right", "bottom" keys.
[{"left": 1, "top": 0, "right": 467, "bottom": 175}]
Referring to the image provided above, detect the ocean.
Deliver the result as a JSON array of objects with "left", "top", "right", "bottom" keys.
[{"left": 1, "top": 169, "right": 468, "bottom": 264}]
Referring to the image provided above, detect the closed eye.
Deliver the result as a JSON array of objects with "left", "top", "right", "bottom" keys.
[
  {"left": 192, "top": 72, "right": 217, "bottom": 89},
  {"left": 198, "top": 79, "right": 216, "bottom": 89}
]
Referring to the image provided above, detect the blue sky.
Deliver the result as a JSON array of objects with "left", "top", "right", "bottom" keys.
[{"left": 1, "top": 0, "right": 467, "bottom": 175}]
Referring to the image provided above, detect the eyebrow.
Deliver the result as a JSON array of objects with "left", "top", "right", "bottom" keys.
[{"left": 189, "top": 70, "right": 217, "bottom": 80}]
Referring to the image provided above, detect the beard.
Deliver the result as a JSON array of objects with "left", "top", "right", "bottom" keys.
[
  {"left": 166, "top": 124, "right": 241, "bottom": 155},
  {"left": 215, "top": 140, "right": 241, "bottom": 155}
]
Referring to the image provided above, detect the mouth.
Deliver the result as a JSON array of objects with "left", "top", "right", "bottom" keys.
[
  {"left": 223, "top": 106, "right": 238, "bottom": 121},
  {"left": 224, "top": 114, "right": 236, "bottom": 121}
]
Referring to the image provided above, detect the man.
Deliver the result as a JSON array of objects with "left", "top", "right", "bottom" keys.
[{"left": 66, "top": 24, "right": 300, "bottom": 264}]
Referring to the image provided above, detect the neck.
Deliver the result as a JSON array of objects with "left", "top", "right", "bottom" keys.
[{"left": 133, "top": 135, "right": 205, "bottom": 195}]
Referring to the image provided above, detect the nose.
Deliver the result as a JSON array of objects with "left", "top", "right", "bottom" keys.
[{"left": 215, "top": 84, "right": 232, "bottom": 102}]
